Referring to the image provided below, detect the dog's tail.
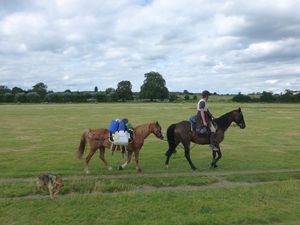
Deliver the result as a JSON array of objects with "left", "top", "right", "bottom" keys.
[{"left": 76, "top": 129, "right": 89, "bottom": 159}]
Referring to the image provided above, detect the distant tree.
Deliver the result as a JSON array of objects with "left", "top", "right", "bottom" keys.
[
  {"left": 12, "top": 87, "right": 25, "bottom": 94},
  {"left": 32, "top": 82, "right": 47, "bottom": 100},
  {"left": 184, "top": 95, "right": 190, "bottom": 100},
  {"left": 116, "top": 80, "right": 133, "bottom": 101},
  {"left": 64, "top": 89, "right": 71, "bottom": 93},
  {"left": 140, "top": 71, "right": 169, "bottom": 101},
  {"left": 183, "top": 90, "right": 189, "bottom": 94},
  {"left": 64, "top": 92, "right": 72, "bottom": 102},
  {"left": 0, "top": 85, "right": 11, "bottom": 94},
  {"left": 260, "top": 91, "right": 275, "bottom": 102},
  {"left": 169, "top": 93, "right": 177, "bottom": 102},
  {"left": 105, "top": 88, "right": 115, "bottom": 95},
  {"left": 26, "top": 92, "right": 41, "bottom": 103},
  {"left": 45, "top": 93, "right": 64, "bottom": 103},
  {"left": 232, "top": 92, "right": 251, "bottom": 102},
  {"left": 94, "top": 86, "right": 98, "bottom": 92},
  {"left": 193, "top": 95, "right": 197, "bottom": 100},
  {"left": 95, "top": 92, "right": 107, "bottom": 102},
  {"left": 14, "top": 93, "right": 27, "bottom": 103},
  {"left": 107, "top": 92, "right": 119, "bottom": 102},
  {"left": 3, "top": 93, "right": 14, "bottom": 102}
]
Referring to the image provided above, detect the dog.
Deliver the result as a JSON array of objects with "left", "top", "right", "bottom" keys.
[{"left": 36, "top": 173, "right": 64, "bottom": 198}]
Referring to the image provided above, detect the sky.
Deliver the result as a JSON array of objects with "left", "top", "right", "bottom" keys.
[{"left": 0, "top": 0, "right": 300, "bottom": 94}]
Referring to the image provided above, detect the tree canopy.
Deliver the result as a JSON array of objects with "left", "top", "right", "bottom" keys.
[
  {"left": 116, "top": 80, "right": 133, "bottom": 101},
  {"left": 140, "top": 71, "right": 169, "bottom": 101}
]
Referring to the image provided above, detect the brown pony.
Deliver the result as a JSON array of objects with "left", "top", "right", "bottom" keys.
[
  {"left": 76, "top": 121, "right": 164, "bottom": 173},
  {"left": 165, "top": 108, "right": 246, "bottom": 170}
]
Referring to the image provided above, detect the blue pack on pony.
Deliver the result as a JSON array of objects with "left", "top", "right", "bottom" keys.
[
  {"left": 109, "top": 119, "right": 119, "bottom": 134},
  {"left": 109, "top": 119, "right": 127, "bottom": 134},
  {"left": 118, "top": 120, "right": 126, "bottom": 131}
]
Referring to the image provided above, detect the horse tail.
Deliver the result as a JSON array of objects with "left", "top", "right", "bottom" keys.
[
  {"left": 166, "top": 124, "right": 177, "bottom": 156},
  {"left": 76, "top": 129, "right": 89, "bottom": 159}
]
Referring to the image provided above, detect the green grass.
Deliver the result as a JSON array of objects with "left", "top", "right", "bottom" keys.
[
  {"left": 225, "top": 171, "right": 300, "bottom": 183},
  {"left": 1, "top": 181, "right": 300, "bottom": 225},
  {"left": 0, "top": 103, "right": 299, "bottom": 177},
  {"left": 0, "top": 103, "right": 300, "bottom": 225}
]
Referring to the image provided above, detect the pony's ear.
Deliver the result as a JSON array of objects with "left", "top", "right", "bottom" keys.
[
  {"left": 156, "top": 121, "right": 159, "bottom": 125},
  {"left": 238, "top": 107, "right": 241, "bottom": 112}
]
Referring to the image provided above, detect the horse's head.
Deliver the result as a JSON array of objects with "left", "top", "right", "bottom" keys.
[
  {"left": 232, "top": 108, "right": 246, "bottom": 129},
  {"left": 150, "top": 121, "right": 164, "bottom": 140}
]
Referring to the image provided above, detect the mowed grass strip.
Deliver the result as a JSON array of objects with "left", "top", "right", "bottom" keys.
[
  {"left": 1, "top": 180, "right": 300, "bottom": 225},
  {"left": 0, "top": 175, "right": 217, "bottom": 198}
]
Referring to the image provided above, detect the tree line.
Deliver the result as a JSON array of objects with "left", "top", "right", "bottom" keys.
[
  {"left": 232, "top": 91, "right": 300, "bottom": 103},
  {"left": 1, "top": 71, "right": 299, "bottom": 103},
  {"left": 0, "top": 72, "right": 170, "bottom": 103}
]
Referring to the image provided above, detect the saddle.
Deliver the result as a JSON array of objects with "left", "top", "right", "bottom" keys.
[{"left": 188, "top": 115, "right": 210, "bottom": 135}]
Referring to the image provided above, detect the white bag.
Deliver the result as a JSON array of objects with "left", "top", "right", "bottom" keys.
[{"left": 113, "top": 131, "right": 129, "bottom": 145}]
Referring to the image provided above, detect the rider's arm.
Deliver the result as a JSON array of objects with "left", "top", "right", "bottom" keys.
[
  {"left": 198, "top": 101, "right": 207, "bottom": 126},
  {"left": 201, "top": 111, "right": 207, "bottom": 126}
]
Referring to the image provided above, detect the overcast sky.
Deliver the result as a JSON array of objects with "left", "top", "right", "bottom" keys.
[{"left": 0, "top": 0, "right": 299, "bottom": 94}]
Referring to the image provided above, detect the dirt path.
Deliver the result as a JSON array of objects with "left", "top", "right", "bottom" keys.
[{"left": 1, "top": 168, "right": 299, "bottom": 184}]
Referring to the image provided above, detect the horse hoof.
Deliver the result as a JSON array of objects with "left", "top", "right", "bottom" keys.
[
  {"left": 210, "top": 164, "right": 218, "bottom": 169},
  {"left": 108, "top": 166, "right": 113, "bottom": 171},
  {"left": 137, "top": 168, "right": 142, "bottom": 173},
  {"left": 192, "top": 167, "right": 197, "bottom": 171},
  {"left": 85, "top": 169, "right": 90, "bottom": 174},
  {"left": 118, "top": 165, "right": 123, "bottom": 170},
  {"left": 165, "top": 164, "right": 169, "bottom": 169}
]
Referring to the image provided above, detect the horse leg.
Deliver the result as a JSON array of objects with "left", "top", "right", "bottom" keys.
[
  {"left": 119, "top": 150, "right": 133, "bottom": 170},
  {"left": 134, "top": 150, "right": 142, "bottom": 173},
  {"left": 210, "top": 150, "right": 217, "bottom": 168},
  {"left": 99, "top": 146, "right": 112, "bottom": 171},
  {"left": 85, "top": 148, "right": 97, "bottom": 174},
  {"left": 213, "top": 148, "right": 222, "bottom": 168},
  {"left": 183, "top": 141, "right": 197, "bottom": 171},
  {"left": 165, "top": 141, "right": 179, "bottom": 169}
]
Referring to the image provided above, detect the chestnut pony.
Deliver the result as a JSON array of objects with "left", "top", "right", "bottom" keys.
[{"left": 76, "top": 121, "right": 164, "bottom": 173}]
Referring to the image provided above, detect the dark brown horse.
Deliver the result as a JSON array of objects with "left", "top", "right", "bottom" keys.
[
  {"left": 77, "top": 121, "right": 164, "bottom": 173},
  {"left": 165, "top": 108, "right": 246, "bottom": 170}
]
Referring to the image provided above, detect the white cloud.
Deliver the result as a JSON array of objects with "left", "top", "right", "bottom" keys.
[{"left": 0, "top": 0, "right": 300, "bottom": 93}]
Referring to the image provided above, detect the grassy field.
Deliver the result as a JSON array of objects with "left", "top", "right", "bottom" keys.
[{"left": 0, "top": 102, "right": 300, "bottom": 224}]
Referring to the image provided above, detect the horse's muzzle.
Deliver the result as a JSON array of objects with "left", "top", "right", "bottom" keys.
[{"left": 239, "top": 123, "right": 246, "bottom": 129}]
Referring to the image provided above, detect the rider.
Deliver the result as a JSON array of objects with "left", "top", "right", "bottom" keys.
[{"left": 195, "top": 90, "right": 219, "bottom": 151}]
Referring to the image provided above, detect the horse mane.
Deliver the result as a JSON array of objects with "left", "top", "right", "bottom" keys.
[
  {"left": 133, "top": 123, "right": 151, "bottom": 135},
  {"left": 214, "top": 110, "right": 234, "bottom": 129}
]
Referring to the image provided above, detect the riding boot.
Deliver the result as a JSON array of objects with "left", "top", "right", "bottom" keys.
[{"left": 209, "top": 132, "right": 219, "bottom": 151}]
